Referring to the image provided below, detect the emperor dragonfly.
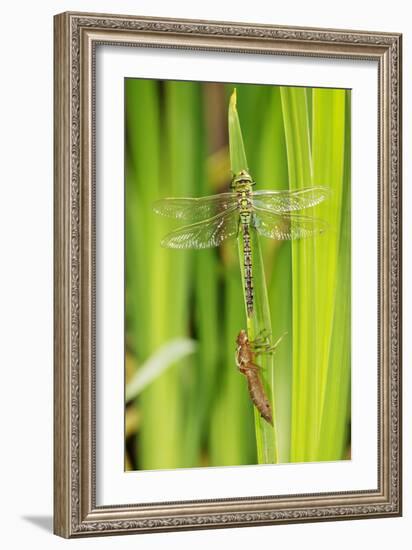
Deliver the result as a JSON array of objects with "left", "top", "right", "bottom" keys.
[{"left": 153, "top": 170, "right": 329, "bottom": 316}]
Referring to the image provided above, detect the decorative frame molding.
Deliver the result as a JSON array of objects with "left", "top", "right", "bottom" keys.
[{"left": 53, "top": 11, "right": 402, "bottom": 538}]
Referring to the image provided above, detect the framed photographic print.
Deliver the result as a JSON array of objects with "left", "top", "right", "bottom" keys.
[{"left": 53, "top": 11, "right": 402, "bottom": 538}]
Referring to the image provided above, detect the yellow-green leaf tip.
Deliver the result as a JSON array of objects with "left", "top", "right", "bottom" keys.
[{"left": 230, "top": 88, "right": 237, "bottom": 109}]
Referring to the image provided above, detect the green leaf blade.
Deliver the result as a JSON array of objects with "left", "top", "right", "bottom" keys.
[
  {"left": 229, "top": 89, "right": 278, "bottom": 464},
  {"left": 228, "top": 89, "right": 249, "bottom": 175}
]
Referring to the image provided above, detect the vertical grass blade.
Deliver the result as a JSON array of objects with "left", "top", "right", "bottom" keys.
[
  {"left": 187, "top": 85, "right": 222, "bottom": 464},
  {"left": 280, "top": 86, "right": 318, "bottom": 462},
  {"left": 229, "top": 89, "right": 278, "bottom": 464},
  {"left": 162, "top": 81, "right": 202, "bottom": 468},
  {"left": 228, "top": 89, "right": 249, "bottom": 174},
  {"left": 208, "top": 86, "right": 256, "bottom": 467},
  {"left": 317, "top": 91, "right": 351, "bottom": 460},
  {"left": 231, "top": 84, "right": 271, "bottom": 177},
  {"left": 256, "top": 87, "right": 292, "bottom": 463},
  {"left": 311, "top": 88, "right": 347, "bottom": 432}
]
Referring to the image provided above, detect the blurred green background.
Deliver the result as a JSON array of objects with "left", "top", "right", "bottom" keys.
[{"left": 125, "top": 80, "right": 351, "bottom": 471}]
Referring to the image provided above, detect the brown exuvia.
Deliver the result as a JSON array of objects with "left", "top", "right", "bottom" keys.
[{"left": 235, "top": 329, "right": 273, "bottom": 426}]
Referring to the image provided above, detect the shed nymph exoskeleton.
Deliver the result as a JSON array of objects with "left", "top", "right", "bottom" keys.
[{"left": 235, "top": 329, "right": 285, "bottom": 426}]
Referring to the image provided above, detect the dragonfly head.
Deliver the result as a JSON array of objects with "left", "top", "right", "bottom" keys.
[{"left": 231, "top": 170, "right": 255, "bottom": 191}]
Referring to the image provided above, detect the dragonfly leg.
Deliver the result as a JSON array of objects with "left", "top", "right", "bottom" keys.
[
  {"left": 254, "top": 328, "right": 271, "bottom": 341},
  {"left": 250, "top": 328, "right": 272, "bottom": 348},
  {"left": 252, "top": 332, "right": 287, "bottom": 356}
]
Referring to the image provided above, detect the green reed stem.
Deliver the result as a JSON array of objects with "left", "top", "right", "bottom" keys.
[{"left": 228, "top": 89, "right": 278, "bottom": 464}]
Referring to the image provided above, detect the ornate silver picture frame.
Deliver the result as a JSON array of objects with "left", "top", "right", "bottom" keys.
[{"left": 54, "top": 11, "right": 402, "bottom": 538}]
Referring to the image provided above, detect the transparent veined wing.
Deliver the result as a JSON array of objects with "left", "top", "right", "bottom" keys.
[
  {"left": 160, "top": 207, "right": 240, "bottom": 249},
  {"left": 252, "top": 207, "right": 328, "bottom": 241},
  {"left": 153, "top": 193, "right": 237, "bottom": 222},
  {"left": 252, "top": 186, "right": 330, "bottom": 213}
]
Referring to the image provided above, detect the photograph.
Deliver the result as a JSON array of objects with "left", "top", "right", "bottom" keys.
[{"left": 124, "top": 80, "right": 351, "bottom": 471}]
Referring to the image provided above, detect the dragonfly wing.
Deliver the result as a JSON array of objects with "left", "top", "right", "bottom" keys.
[
  {"left": 161, "top": 207, "right": 239, "bottom": 249},
  {"left": 253, "top": 186, "right": 330, "bottom": 213},
  {"left": 253, "top": 207, "right": 328, "bottom": 240},
  {"left": 153, "top": 193, "right": 237, "bottom": 221}
]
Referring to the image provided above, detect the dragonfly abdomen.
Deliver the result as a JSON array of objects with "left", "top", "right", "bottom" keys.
[
  {"left": 237, "top": 188, "right": 254, "bottom": 317},
  {"left": 242, "top": 223, "right": 254, "bottom": 316}
]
